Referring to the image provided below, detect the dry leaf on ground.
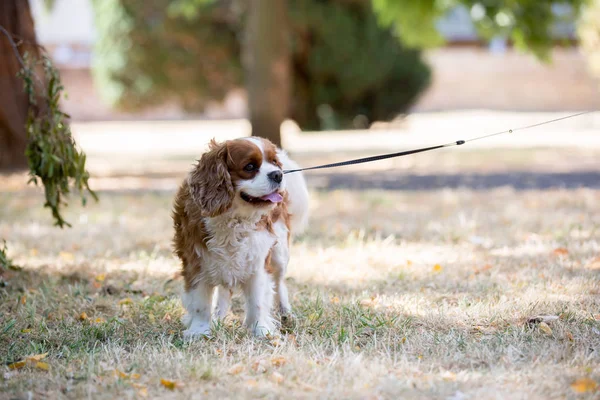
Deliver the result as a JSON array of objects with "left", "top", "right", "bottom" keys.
[
  {"left": 538, "top": 322, "right": 553, "bottom": 335},
  {"left": 160, "top": 379, "right": 178, "bottom": 390},
  {"left": 59, "top": 251, "right": 75, "bottom": 261},
  {"left": 271, "top": 372, "right": 284, "bottom": 383},
  {"left": 8, "top": 361, "right": 26, "bottom": 370},
  {"left": 228, "top": 364, "right": 244, "bottom": 375},
  {"left": 271, "top": 357, "right": 287, "bottom": 367},
  {"left": 35, "top": 362, "right": 50, "bottom": 371},
  {"left": 585, "top": 257, "right": 600, "bottom": 270},
  {"left": 26, "top": 353, "right": 48, "bottom": 362},
  {"left": 570, "top": 378, "right": 598, "bottom": 393},
  {"left": 553, "top": 248, "right": 569, "bottom": 256},
  {"left": 118, "top": 298, "right": 133, "bottom": 305}
]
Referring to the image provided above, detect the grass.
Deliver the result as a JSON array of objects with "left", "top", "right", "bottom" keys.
[{"left": 1, "top": 149, "right": 599, "bottom": 399}]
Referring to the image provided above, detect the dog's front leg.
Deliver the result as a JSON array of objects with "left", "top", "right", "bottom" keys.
[
  {"left": 242, "top": 267, "right": 275, "bottom": 337},
  {"left": 182, "top": 282, "right": 214, "bottom": 338},
  {"left": 213, "top": 285, "right": 232, "bottom": 320}
]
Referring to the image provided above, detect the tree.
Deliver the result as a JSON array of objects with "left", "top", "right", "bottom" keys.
[
  {"left": 245, "top": 0, "right": 290, "bottom": 146},
  {"left": 578, "top": 0, "right": 600, "bottom": 82},
  {"left": 371, "top": 0, "right": 586, "bottom": 61},
  {"left": 0, "top": 0, "right": 39, "bottom": 170},
  {"left": 0, "top": 1, "right": 96, "bottom": 227},
  {"left": 92, "top": 0, "right": 431, "bottom": 137}
]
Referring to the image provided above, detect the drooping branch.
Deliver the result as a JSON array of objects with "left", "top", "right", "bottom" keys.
[{"left": 0, "top": 23, "right": 97, "bottom": 228}]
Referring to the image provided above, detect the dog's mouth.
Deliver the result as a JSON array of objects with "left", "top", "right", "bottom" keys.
[{"left": 240, "top": 191, "right": 283, "bottom": 205}]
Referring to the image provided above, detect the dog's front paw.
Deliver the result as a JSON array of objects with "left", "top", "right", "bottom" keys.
[
  {"left": 183, "top": 321, "right": 211, "bottom": 339},
  {"left": 245, "top": 320, "right": 275, "bottom": 338}
]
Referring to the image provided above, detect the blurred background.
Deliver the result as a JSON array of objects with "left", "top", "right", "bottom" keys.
[
  {"left": 1, "top": 0, "right": 599, "bottom": 177},
  {"left": 26, "top": 0, "right": 600, "bottom": 122}
]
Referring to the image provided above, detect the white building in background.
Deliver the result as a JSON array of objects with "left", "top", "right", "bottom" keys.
[
  {"left": 29, "top": 0, "right": 600, "bottom": 121},
  {"left": 31, "top": 0, "right": 95, "bottom": 67}
]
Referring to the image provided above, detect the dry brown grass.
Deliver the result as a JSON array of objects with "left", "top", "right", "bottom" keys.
[{"left": 1, "top": 147, "right": 599, "bottom": 399}]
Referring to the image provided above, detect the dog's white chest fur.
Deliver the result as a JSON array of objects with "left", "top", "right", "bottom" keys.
[{"left": 197, "top": 217, "right": 276, "bottom": 287}]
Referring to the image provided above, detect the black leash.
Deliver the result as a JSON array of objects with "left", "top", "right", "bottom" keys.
[{"left": 283, "top": 111, "right": 594, "bottom": 174}]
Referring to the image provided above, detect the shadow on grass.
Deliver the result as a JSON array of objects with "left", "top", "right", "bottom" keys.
[{"left": 308, "top": 170, "right": 600, "bottom": 191}]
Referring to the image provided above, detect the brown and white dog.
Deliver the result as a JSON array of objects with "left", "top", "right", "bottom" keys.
[{"left": 172, "top": 137, "right": 309, "bottom": 337}]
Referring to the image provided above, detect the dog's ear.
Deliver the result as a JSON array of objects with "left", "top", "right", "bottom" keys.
[{"left": 189, "top": 140, "right": 234, "bottom": 217}]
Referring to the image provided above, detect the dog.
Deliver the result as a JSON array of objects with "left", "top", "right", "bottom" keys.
[{"left": 172, "top": 137, "right": 309, "bottom": 337}]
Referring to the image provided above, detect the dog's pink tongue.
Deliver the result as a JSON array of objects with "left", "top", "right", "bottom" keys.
[{"left": 261, "top": 192, "right": 283, "bottom": 203}]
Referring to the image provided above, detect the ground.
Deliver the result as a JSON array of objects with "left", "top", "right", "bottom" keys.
[{"left": 1, "top": 117, "right": 599, "bottom": 399}]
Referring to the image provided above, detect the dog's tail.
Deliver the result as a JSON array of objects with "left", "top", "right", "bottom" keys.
[{"left": 278, "top": 150, "right": 309, "bottom": 235}]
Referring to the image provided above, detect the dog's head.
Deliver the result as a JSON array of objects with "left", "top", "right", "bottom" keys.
[{"left": 189, "top": 137, "right": 285, "bottom": 217}]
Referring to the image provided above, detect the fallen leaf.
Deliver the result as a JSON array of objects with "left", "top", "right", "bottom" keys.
[
  {"left": 585, "top": 257, "right": 600, "bottom": 270},
  {"left": 252, "top": 360, "right": 268, "bottom": 373},
  {"left": 553, "top": 248, "right": 569, "bottom": 256},
  {"left": 8, "top": 360, "right": 26, "bottom": 370},
  {"left": 26, "top": 353, "right": 48, "bottom": 362},
  {"left": 160, "top": 379, "right": 178, "bottom": 390},
  {"left": 95, "top": 274, "right": 106, "bottom": 282},
  {"left": 137, "top": 387, "right": 148, "bottom": 398},
  {"left": 401, "top": 337, "right": 407, "bottom": 343},
  {"left": 244, "top": 379, "right": 259, "bottom": 388},
  {"left": 130, "top": 373, "right": 141, "bottom": 380},
  {"left": 271, "top": 357, "right": 287, "bottom": 367},
  {"left": 475, "top": 264, "right": 493, "bottom": 274},
  {"left": 360, "top": 296, "right": 378, "bottom": 307},
  {"left": 570, "top": 378, "right": 598, "bottom": 393},
  {"left": 538, "top": 322, "right": 553, "bottom": 335},
  {"left": 35, "top": 362, "right": 50, "bottom": 371},
  {"left": 115, "top": 369, "right": 129, "bottom": 379},
  {"left": 20, "top": 295, "right": 26, "bottom": 305},
  {"left": 59, "top": 251, "right": 75, "bottom": 261},
  {"left": 118, "top": 298, "right": 133, "bottom": 306},
  {"left": 228, "top": 364, "right": 244, "bottom": 375},
  {"left": 271, "top": 371, "right": 284, "bottom": 384},
  {"left": 433, "top": 264, "right": 443, "bottom": 273},
  {"left": 288, "top": 334, "right": 298, "bottom": 347},
  {"left": 566, "top": 331, "right": 574, "bottom": 341},
  {"left": 21, "top": 329, "right": 31, "bottom": 334},
  {"left": 442, "top": 371, "right": 457, "bottom": 382},
  {"left": 162, "top": 313, "right": 172, "bottom": 322}
]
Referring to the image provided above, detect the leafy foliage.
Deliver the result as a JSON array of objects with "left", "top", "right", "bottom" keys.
[
  {"left": 371, "top": 0, "right": 586, "bottom": 61},
  {"left": 92, "top": 0, "right": 430, "bottom": 130},
  {"left": 578, "top": 0, "right": 600, "bottom": 81},
  {"left": 0, "top": 240, "right": 12, "bottom": 270},
  {"left": 19, "top": 52, "right": 97, "bottom": 228},
  {"left": 92, "top": 0, "right": 242, "bottom": 113},
  {"left": 289, "top": 0, "right": 431, "bottom": 129}
]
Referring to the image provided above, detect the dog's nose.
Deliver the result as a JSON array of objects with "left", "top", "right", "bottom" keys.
[{"left": 268, "top": 170, "right": 283, "bottom": 184}]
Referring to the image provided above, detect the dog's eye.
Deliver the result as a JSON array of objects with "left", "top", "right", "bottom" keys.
[{"left": 244, "top": 163, "right": 256, "bottom": 172}]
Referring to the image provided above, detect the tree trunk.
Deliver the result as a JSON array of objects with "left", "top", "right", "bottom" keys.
[
  {"left": 0, "top": 0, "right": 39, "bottom": 171},
  {"left": 244, "top": 0, "right": 290, "bottom": 147}
]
